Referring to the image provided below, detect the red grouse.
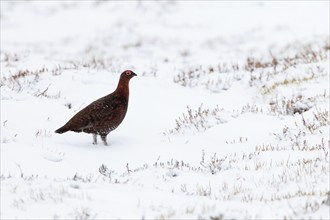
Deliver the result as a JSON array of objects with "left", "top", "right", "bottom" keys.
[{"left": 55, "top": 70, "right": 137, "bottom": 145}]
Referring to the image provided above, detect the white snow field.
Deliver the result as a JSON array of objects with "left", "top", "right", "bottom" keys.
[{"left": 1, "top": 1, "right": 329, "bottom": 219}]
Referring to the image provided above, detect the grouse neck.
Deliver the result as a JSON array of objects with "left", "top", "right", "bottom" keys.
[{"left": 116, "top": 78, "right": 130, "bottom": 98}]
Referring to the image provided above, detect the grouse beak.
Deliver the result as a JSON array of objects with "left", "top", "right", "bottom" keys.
[{"left": 132, "top": 72, "right": 137, "bottom": 77}]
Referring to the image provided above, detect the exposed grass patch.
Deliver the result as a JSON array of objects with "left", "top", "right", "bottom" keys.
[
  {"left": 261, "top": 65, "right": 327, "bottom": 95},
  {"left": 173, "top": 63, "right": 241, "bottom": 92},
  {"left": 173, "top": 42, "right": 328, "bottom": 94},
  {"left": 165, "top": 105, "right": 226, "bottom": 135}
]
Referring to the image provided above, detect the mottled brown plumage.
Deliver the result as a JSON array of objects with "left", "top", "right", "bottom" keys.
[{"left": 55, "top": 70, "right": 137, "bottom": 145}]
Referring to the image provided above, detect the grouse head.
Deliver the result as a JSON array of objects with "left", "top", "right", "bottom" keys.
[
  {"left": 116, "top": 70, "right": 137, "bottom": 93},
  {"left": 121, "top": 70, "right": 137, "bottom": 80}
]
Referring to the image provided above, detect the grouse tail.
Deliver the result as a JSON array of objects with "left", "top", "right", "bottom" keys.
[{"left": 55, "top": 126, "right": 69, "bottom": 134}]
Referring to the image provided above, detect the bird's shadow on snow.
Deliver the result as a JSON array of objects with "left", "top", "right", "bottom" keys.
[{"left": 52, "top": 133, "right": 135, "bottom": 150}]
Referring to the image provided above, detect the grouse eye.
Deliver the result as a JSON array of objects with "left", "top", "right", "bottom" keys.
[{"left": 126, "top": 71, "right": 131, "bottom": 76}]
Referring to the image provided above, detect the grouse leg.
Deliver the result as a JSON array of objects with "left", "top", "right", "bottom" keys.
[
  {"left": 92, "top": 134, "right": 97, "bottom": 145},
  {"left": 101, "top": 135, "right": 108, "bottom": 146}
]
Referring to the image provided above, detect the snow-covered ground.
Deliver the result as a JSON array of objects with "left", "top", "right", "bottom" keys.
[{"left": 1, "top": 1, "right": 329, "bottom": 219}]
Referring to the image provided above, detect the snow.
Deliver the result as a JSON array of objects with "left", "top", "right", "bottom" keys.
[{"left": 1, "top": 1, "right": 329, "bottom": 219}]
